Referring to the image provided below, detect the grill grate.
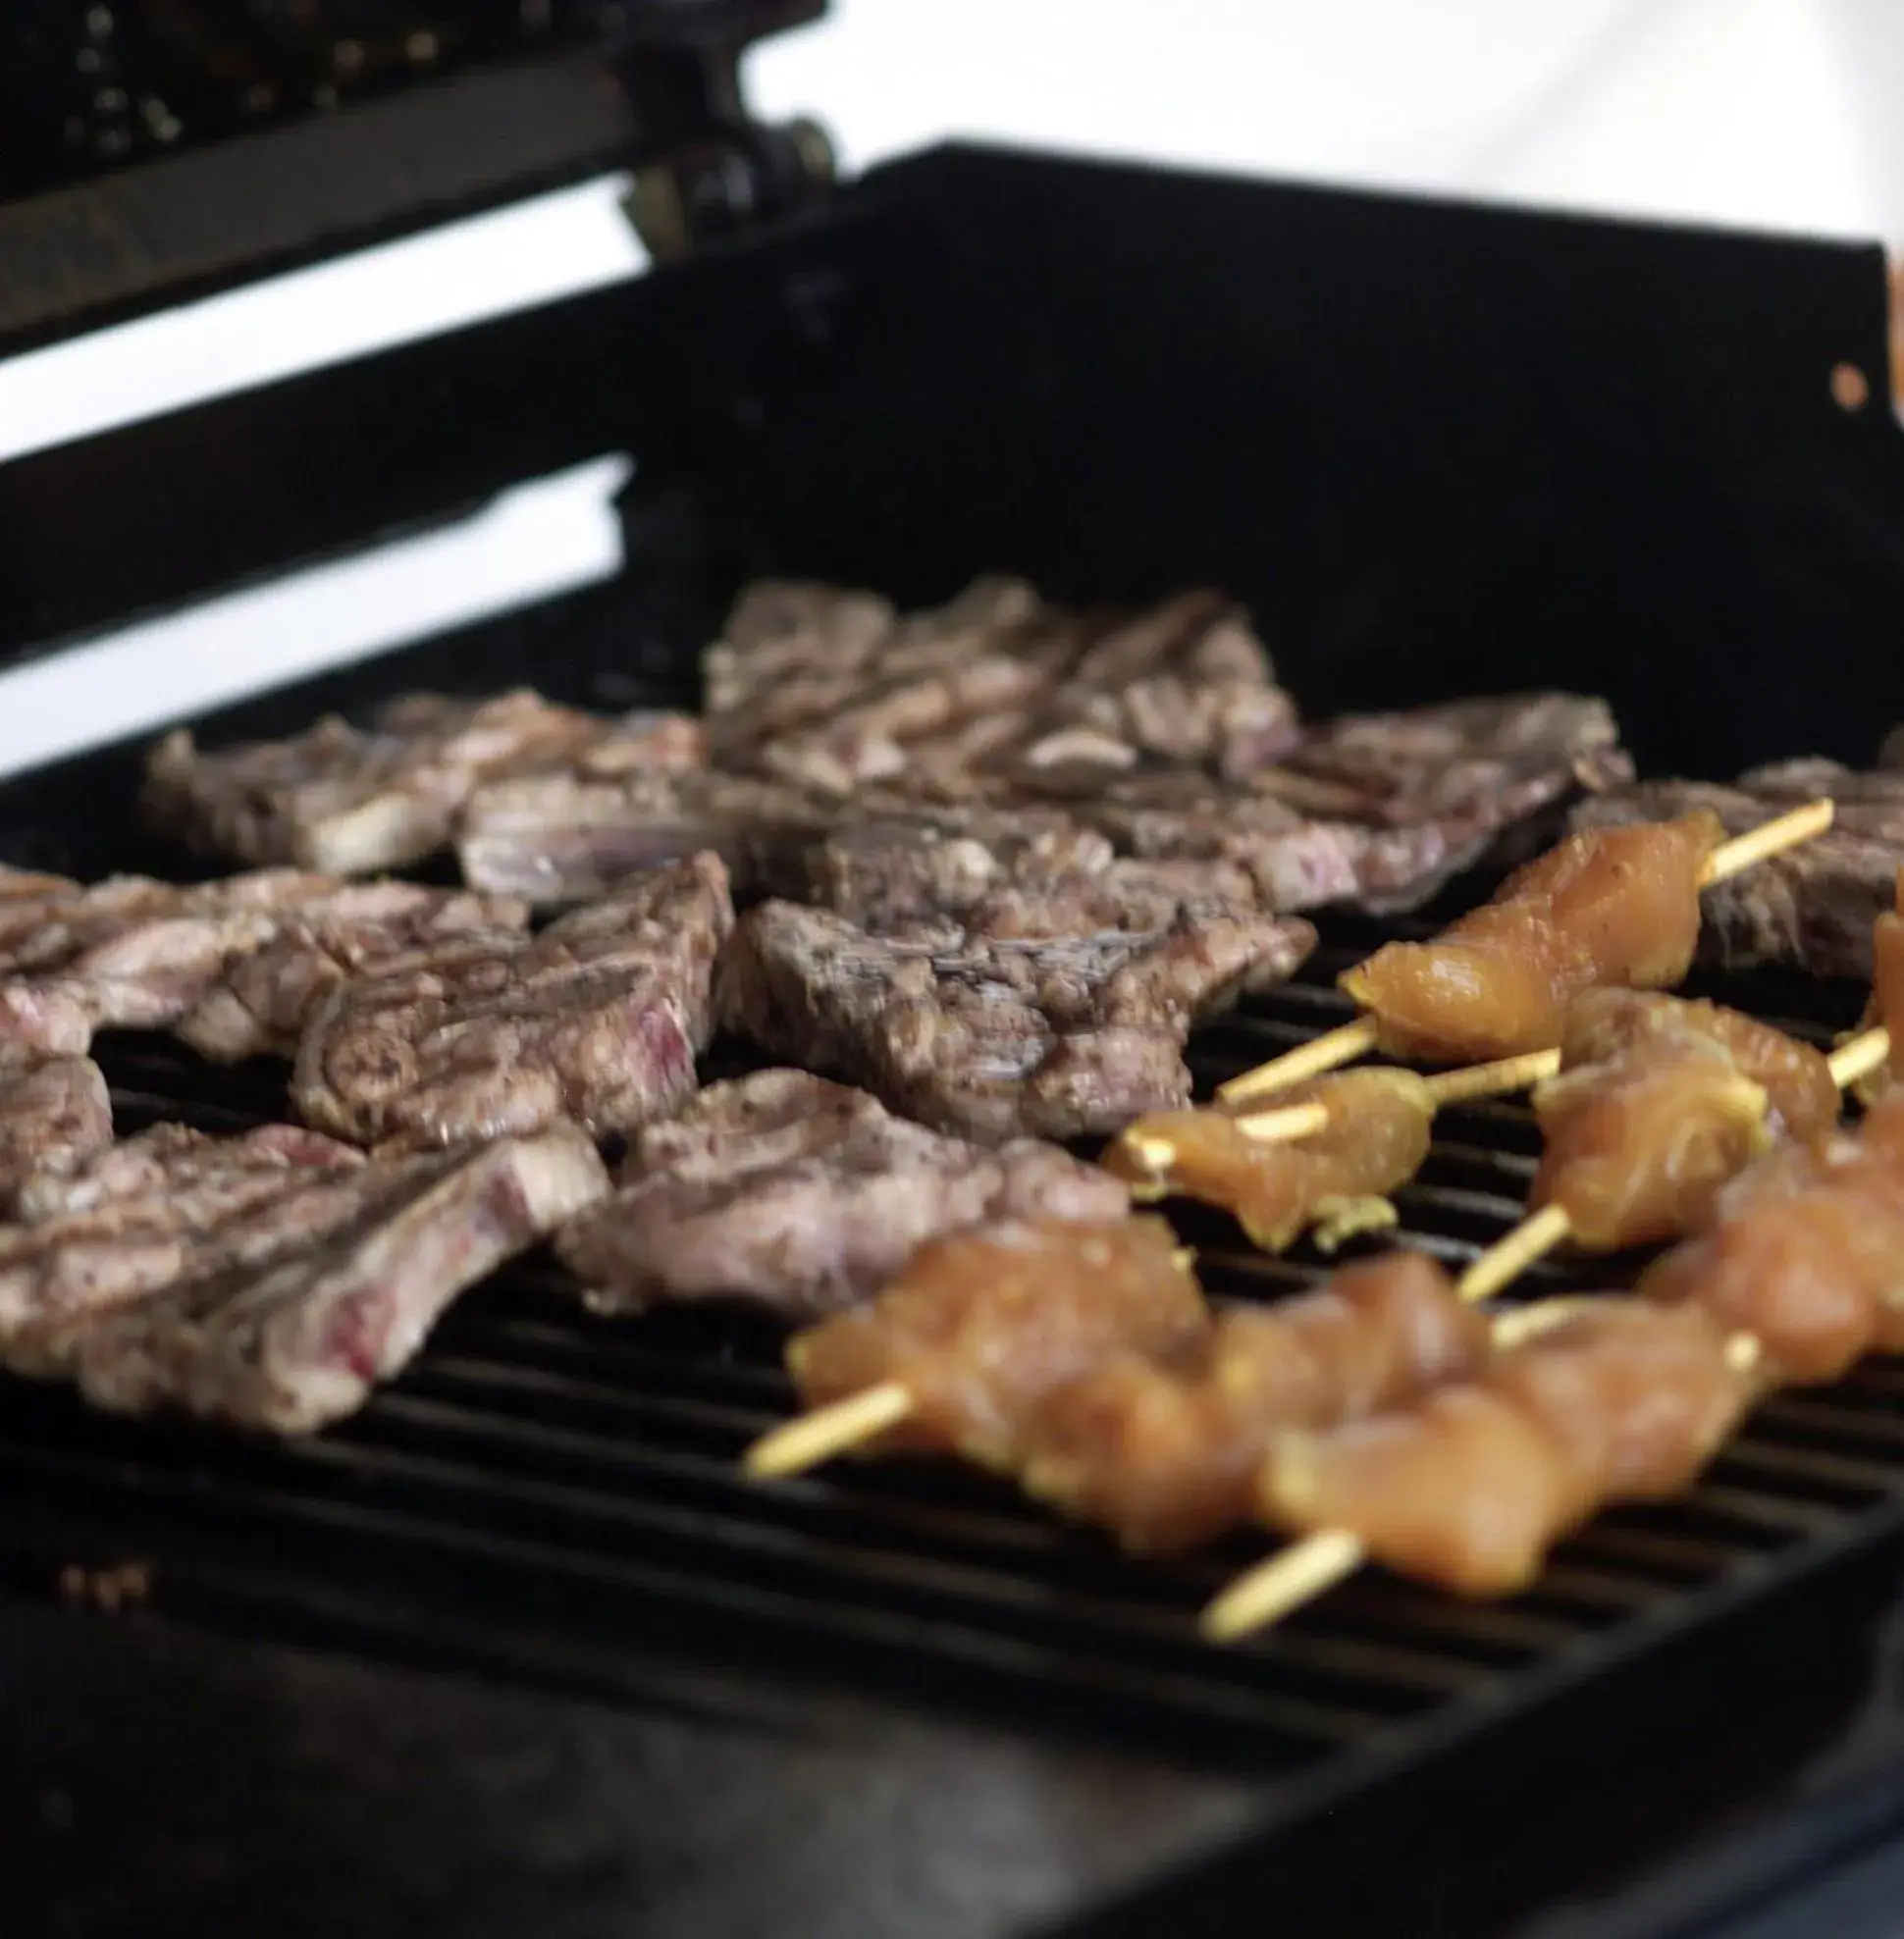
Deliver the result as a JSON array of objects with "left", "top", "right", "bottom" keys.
[{"left": 3, "top": 909, "right": 1903, "bottom": 1790}]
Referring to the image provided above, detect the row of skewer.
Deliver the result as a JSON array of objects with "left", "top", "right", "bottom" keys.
[{"left": 731, "top": 794, "right": 1904, "bottom": 1644}]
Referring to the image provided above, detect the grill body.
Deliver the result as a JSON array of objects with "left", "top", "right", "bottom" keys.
[{"left": 8, "top": 142, "right": 1904, "bottom": 1939}]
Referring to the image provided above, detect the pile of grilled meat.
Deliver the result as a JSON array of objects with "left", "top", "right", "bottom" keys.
[{"left": 0, "top": 574, "right": 1895, "bottom": 1441}]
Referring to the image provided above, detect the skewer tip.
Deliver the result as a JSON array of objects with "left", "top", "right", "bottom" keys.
[
  {"left": 742, "top": 1381, "right": 915, "bottom": 1479},
  {"left": 1702, "top": 797, "right": 1833, "bottom": 886},
  {"left": 1199, "top": 1527, "right": 1367, "bottom": 1643},
  {"left": 1829, "top": 1025, "right": 1890, "bottom": 1090}
]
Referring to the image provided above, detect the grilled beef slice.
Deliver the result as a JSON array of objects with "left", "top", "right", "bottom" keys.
[
  {"left": 555, "top": 1068, "right": 1130, "bottom": 1320},
  {"left": 717, "top": 887, "right": 1315, "bottom": 1143},
  {"left": 292, "top": 853, "right": 733, "bottom": 1149},
  {"left": 72, "top": 1127, "right": 608, "bottom": 1433},
  {"left": 145, "top": 689, "right": 704, "bottom": 874}
]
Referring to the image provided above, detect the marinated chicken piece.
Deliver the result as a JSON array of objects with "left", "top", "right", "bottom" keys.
[
  {"left": 1638, "top": 1094, "right": 1904, "bottom": 1382},
  {"left": 1256, "top": 1301, "right": 1752, "bottom": 1597},
  {"left": 717, "top": 891, "right": 1315, "bottom": 1143},
  {"left": 1342, "top": 812, "right": 1726, "bottom": 1062},
  {"left": 787, "top": 1217, "right": 1208, "bottom": 1467},
  {"left": 143, "top": 690, "right": 690, "bottom": 873},
  {"left": 555, "top": 1070, "right": 1128, "bottom": 1321},
  {"left": 1105, "top": 1068, "right": 1436, "bottom": 1252},
  {"left": 1559, "top": 988, "right": 1840, "bottom": 1143},
  {"left": 1532, "top": 1044, "right": 1772, "bottom": 1251},
  {"left": 1022, "top": 1253, "right": 1490, "bottom": 1551},
  {"left": 0, "top": 1122, "right": 369, "bottom": 1374},
  {"left": 0, "top": 1044, "right": 112, "bottom": 1214},
  {"left": 176, "top": 885, "right": 528, "bottom": 1063},
  {"left": 74, "top": 1127, "right": 608, "bottom": 1434},
  {"left": 293, "top": 853, "right": 732, "bottom": 1150}
]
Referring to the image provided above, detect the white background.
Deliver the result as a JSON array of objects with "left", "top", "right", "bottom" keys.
[
  {"left": 753, "top": 0, "right": 1904, "bottom": 243},
  {"left": 9, "top": 0, "right": 1904, "bottom": 770}
]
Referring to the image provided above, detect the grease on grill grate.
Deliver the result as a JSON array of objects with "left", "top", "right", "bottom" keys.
[{"left": 0, "top": 915, "right": 1898, "bottom": 1774}]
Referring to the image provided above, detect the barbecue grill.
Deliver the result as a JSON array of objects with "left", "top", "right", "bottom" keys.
[{"left": 10, "top": 10, "right": 1904, "bottom": 1937}]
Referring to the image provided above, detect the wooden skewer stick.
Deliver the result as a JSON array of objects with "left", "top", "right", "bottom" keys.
[
  {"left": 744, "top": 1381, "right": 914, "bottom": 1479},
  {"left": 1221, "top": 1051, "right": 1562, "bottom": 1149},
  {"left": 1422, "top": 1047, "right": 1563, "bottom": 1106},
  {"left": 1203, "top": 1328, "right": 1769, "bottom": 1643},
  {"left": 1217, "top": 1019, "right": 1379, "bottom": 1104},
  {"left": 1215, "top": 798, "right": 1837, "bottom": 1106},
  {"left": 1829, "top": 1025, "right": 1890, "bottom": 1090},
  {"left": 1229, "top": 1099, "right": 1335, "bottom": 1143}
]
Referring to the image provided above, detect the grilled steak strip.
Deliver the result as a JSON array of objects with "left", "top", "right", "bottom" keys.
[
  {"left": 455, "top": 768, "right": 834, "bottom": 906},
  {"left": 0, "top": 1122, "right": 369, "bottom": 1375},
  {"left": 1075, "top": 693, "right": 1632, "bottom": 915},
  {"left": 177, "top": 886, "right": 529, "bottom": 1063},
  {"left": 555, "top": 1068, "right": 1131, "bottom": 1321},
  {"left": 0, "top": 867, "right": 522, "bottom": 1048},
  {"left": 73, "top": 1127, "right": 608, "bottom": 1434},
  {"left": 293, "top": 852, "right": 733, "bottom": 1150},
  {"left": 717, "top": 885, "right": 1316, "bottom": 1143},
  {"left": 144, "top": 689, "right": 705, "bottom": 874},
  {"left": 0, "top": 1044, "right": 112, "bottom": 1215},
  {"left": 705, "top": 576, "right": 1298, "bottom": 800}
]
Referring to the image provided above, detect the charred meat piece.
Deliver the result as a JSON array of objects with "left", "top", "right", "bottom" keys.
[
  {"left": 1076, "top": 693, "right": 1630, "bottom": 915},
  {"left": 787, "top": 1215, "right": 1209, "bottom": 1467},
  {"left": 705, "top": 576, "right": 1297, "bottom": 799},
  {"left": 0, "top": 1044, "right": 112, "bottom": 1214},
  {"left": 1273, "top": 693, "right": 1631, "bottom": 825},
  {"left": 293, "top": 853, "right": 733, "bottom": 1149},
  {"left": 1571, "top": 768, "right": 1904, "bottom": 981},
  {"left": 1344, "top": 812, "right": 1724, "bottom": 1062},
  {"left": 1106, "top": 1068, "right": 1437, "bottom": 1253},
  {"left": 0, "top": 867, "right": 514, "bottom": 1044},
  {"left": 702, "top": 579, "right": 903, "bottom": 755},
  {"left": 717, "top": 888, "right": 1315, "bottom": 1143},
  {"left": 1022, "top": 1253, "right": 1491, "bottom": 1552},
  {"left": 797, "top": 809, "right": 1115, "bottom": 930},
  {"left": 1003, "top": 589, "right": 1298, "bottom": 787},
  {"left": 706, "top": 577, "right": 1050, "bottom": 796},
  {"left": 74, "top": 1127, "right": 608, "bottom": 1434},
  {"left": 0, "top": 1122, "right": 369, "bottom": 1374},
  {"left": 1256, "top": 1300, "right": 1752, "bottom": 1598},
  {"left": 455, "top": 768, "right": 835, "bottom": 906},
  {"left": 177, "top": 885, "right": 529, "bottom": 1063},
  {"left": 144, "top": 689, "right": 701, "bottom": 874},
  {"left": 556, "top": 1069, "right": 1129, "bottom": 1322}
]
